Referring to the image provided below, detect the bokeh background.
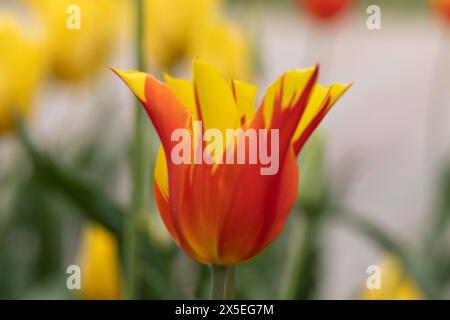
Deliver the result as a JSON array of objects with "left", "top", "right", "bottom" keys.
[{"left": 0, "top": 0, "right": 449, "bottom": 299}]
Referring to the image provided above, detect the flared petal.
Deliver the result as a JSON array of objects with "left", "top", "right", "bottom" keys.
[
  {"left": 292, "top": 82, "right": 351, "bottom": 154},
  {"left": 111, "top": 69, "right": 148, "bottom": 103},
  {"left": 256, "top": 66, "right": 319, "bottom": 160},
  {"left": 261, "top": 66, "right": 318, "bottom": 129}
]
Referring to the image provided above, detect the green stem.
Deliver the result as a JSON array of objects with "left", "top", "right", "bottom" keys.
[
  {"left": 210, "top": 265, "right": 228, "bottom": 300},
  {"left": 224, "top": 266, "right": 236, "bottom": 300},
  {"left": 126, "top": 0, "right": 146, "bottom": 300},
  {"left": 194, "top": 264, "right": 209, "bottom": 299},
  {"left": 280, "top": 214, "right": 318, "bottom": 299}
]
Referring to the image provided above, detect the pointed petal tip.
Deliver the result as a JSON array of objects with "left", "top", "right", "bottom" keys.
[
  {"left": 163, "top": 72, "right": 174, "bottom": 83},
  {"left": 109, "top": 66, "right": 120, "bottom": 74},
  {"left": 336, "top": 81, "right": 353, "bottom": 93},
  {"left": 111, "top": 67, "right": 148, "bottom": 103}
]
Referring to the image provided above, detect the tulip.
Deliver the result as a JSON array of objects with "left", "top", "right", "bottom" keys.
[
  {"left": 299, "top": 0, "right": 351, "bottom": 21},
  {"left": 0, "top": 12, "right": 47, "bottom": 133},
  {"left": 362, "top": 256, "right": 423, "bottom": 300},
  {"left": 78, "top": 224, "right": 123, "bottom": 300},
  {"left": 113, "top": 61, "right": 350, "bottom": 266},
  {"left": 144, "top": 0, "right": 221, "bottom": 71},
  {"left": 188, "top": 20, "right": 251, "bottom": 80},
  {"left": 27, "top": 0, "right": 121, "bottom": 81},
  {"left": 433, "top": 0, "right": 450, "bottom": 23}
]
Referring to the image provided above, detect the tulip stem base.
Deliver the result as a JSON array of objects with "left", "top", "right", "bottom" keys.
[
  {"left": 210, "top": 265, "right": 235, "bottom": 300},
  {"left": 224, "top": 266, "right": 236, "bottom": 299}
]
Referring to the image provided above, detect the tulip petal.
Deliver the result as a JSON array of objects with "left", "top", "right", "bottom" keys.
[
  {"left": 111, "top": 68, "right": 148, "bottom": 103},
  {"left": 193, "top": 60, "right": 240, "bottom": 135},
  {"left": 113, "top": 68, "right": 192, "bottom": 151},
  {"left": 114, "top": 68, "right": 204, "bottom": 260},
  {"left": 154, "top": 146, "right": 169, "bottom": 199},
  {"left": 292, "top": 82, "right": 351, "bottom": 154},
  {"left": 328, "top": 82, "right": 351, "bottom": 108},
  {"left": 231, "top": 80, "right": 256, "bottom": 125},
  {"left": 153, "top": 168, "right": 178, "bottom": 242},
  {"left": 217, "top": 146, "right": 299, "bottom": 264},
  {"left": 164, "top": 73, "right": 198, "bottom": 120},
  {"left": 294, "top": 82, "right": 350, "bottom": 141},
  {"left": 262, "top": 67, "right": 317, "bottom": 129},
  {"left": 293, "top": 84, "right": 330, "bottom": 141},
  {"left": 254, "top": 66, "right": 319, "bottom": 160}
]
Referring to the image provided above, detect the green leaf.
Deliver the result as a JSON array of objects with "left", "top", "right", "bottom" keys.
[{"left": 16, "top": 120, "right": 124, "bottom": 238}]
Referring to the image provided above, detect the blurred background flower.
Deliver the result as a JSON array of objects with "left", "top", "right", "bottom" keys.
[
  {"left": 298, "top": 0, "right": 352, "bottom": 21},
  {"left": 78, "top": 224, "right": 122, "bottom": 300},
  {"left": 188, "top": 19, "right": 251, "bottom": 80},
  {"left": 362, "top": 256, "right": 423, "bottom": 300},
  {"left": 0, "top": 11, "right": 47, "bottom": 133},
  {"left": 143, "top": 0, "right": 252, "bottom": 80},
  {"left": 433, "top": 0, "right": 450, "bottom": 23},
  {"left": 144, "top": 0, "right": 222, "bottom": 71},
  {"left": 26, "top": 0, "right": 122, "bottom": 81}
]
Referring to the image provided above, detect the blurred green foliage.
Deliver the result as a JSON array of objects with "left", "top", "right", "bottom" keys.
[{"left": 0, "top": 0, "right": 449, "bottom": 301}]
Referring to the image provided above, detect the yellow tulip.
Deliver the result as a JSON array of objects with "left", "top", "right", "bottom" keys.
[
  {"left": 188, "top": 20, "right": 251, "bottom": 80},
  {"left": 27, "top": 0, "right": 121, "bottom": 81},
  {"left": 78, "top": 224, "right": 122, "bottom": 300},
  {"left": 0, "top": 12, "right": 46, "bottom": 133},
  {"left": 362, "top": 256, "right": 423, "bottom": 300},
  {"left": 144, "top": 0, "right": 222, "bottom": 71}
]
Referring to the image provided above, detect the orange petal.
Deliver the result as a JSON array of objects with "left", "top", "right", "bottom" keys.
[{"left": 216, "top": 147, "right": 299, "bottom": 264}]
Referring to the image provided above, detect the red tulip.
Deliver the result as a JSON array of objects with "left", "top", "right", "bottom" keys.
[
  {"left": 299, "top": 0, "right": 351, "bottom": 21},
  {"left": 433, "top": 0, "right": 450, "bottom": 23}
]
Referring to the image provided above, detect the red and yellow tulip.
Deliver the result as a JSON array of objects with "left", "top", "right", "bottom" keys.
[
  {"left": 114, "top": 61, "right": 350, "bottom": 265},
  {"left": 298, "top": 0, "right": 351, "bottom": 21}
]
